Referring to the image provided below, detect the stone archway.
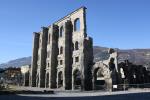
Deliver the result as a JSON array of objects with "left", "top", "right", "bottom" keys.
[
  {"left": 93, "top": 67, "right": 106, "bottom": 90},
  {"left": 58, "top": 71, "right": 63, "bottom": 88},
  {"left": 93, "top": 62, "right": 112, "bottom": 90},
  {"left": 73, "top": 69, "right": 81, "bottom": 89}
]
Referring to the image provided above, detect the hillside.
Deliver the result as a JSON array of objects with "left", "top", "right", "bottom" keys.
[
  {"left": 0, "top": 57, "right": 31, "bottom": 68},
  {"left": 93, "top": 46, "right": 150, "bottom": 65}
]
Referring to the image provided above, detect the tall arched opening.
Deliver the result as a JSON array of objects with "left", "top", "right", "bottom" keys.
[
  {"left": 73, "top": 69, "right": 81, "bottom": 89},
  {"left": 93, "top": 68, "right": 106, "bottom": 90},
  {"left": 58, "top": 71, "right": 63, "bottom": 88},
  {"left": 74, "top": 18, "right": 80, "bottom": 31}
]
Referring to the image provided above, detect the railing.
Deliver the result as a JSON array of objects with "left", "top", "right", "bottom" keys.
[
  {"left": 94, "top": 83, "right": 150, "bottom": 91},
  {"left": 117, "top": 83, "right": 150, "bottom": 91}
]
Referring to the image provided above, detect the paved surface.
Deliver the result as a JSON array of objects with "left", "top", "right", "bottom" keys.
[
  {"left": 1, "top": 86, "right": 150, "bottom": 100},
  {"left": 16, "top": 89, "right": 150, "bottom": 97},
  {"left": 0, "top": 92, "right": 150, "bottom": 100}
]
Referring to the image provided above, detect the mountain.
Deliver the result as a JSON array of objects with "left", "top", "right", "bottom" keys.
[
  {"left": 0, "top": 57, "right": 31, "bottom": 68},
  {"left": 93, "top": 46, "right": 150, "bottom": 65},
  {"left": 0, "top": 46, "right": 150, "bottom": 68}
]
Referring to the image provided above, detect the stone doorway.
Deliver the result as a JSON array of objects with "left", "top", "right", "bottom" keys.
[
  {"left": 73, "top": 69, "right": 81, "bottom": 89},
  {"left": 93, "top": 68, "right": 106, "bottom": 90},
  {"left": 58, "top": 71, "right": 63, "bottom": 88}
]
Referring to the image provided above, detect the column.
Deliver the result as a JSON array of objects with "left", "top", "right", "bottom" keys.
[
  {"left": 39, "top": 27, "right": 48, "bottom": 87},
  {"left": 64, "top": 20, "right": 73, "bottom": 90},
  {"left": 30, "top": 32, "right": 40, "bottom": 87},
  {"left": 49, "top": 24, "right": 59, "bottom": 88}
]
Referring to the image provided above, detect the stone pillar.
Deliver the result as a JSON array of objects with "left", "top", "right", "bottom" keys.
[
  {"left": 82, "top": 37, "right": 93, "bottom": 90},
  {"left": 49, "top": 24, "right": 59, "bottom": 88},
  {"left": 105, "top": 78, "right": 112, "bottom": 91},
  {"left": 30, "top": 32, "right": 40, "bottom": 87},
  {"left": 63, "top": 20, "right": 73, "bottom": 90},
  {"left": 23, "top": 71, "right": 29, "bottom": 86},
  {"left": 56, "top": 71, "right": 59, "bottom": 88},
  {"left": 92, "top": 71, "right": 96, "bottom": 90},
  {"left": 72, "top": 72, "right": 74, "bottom": 90},
  {"left": 39, "top": 27, "right": 48, "bottom": 87}
]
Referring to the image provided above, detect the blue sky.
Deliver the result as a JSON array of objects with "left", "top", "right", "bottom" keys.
[{"left": 0, "top": 0, "right": 150, "bottom": 63}]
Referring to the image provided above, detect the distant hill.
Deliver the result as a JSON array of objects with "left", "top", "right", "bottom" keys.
[
  {"left": 0, "top": 46, "right": 150, "bottom": 68},
  {"left": 118, "top": 49, "right": 150, "bottom": 65},
  {"left": 0, "top": 57, "right": 31, "bottom": 68},
  {"left": 93, "top": 46, "right": 150, "bottom": 65}
]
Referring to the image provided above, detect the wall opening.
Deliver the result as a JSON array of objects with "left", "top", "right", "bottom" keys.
[
  {"left": 47, "top": 63, "right": 49, "bottom": 67},
  {"left": 58, "top": 71, "right": 63, "bottom": 88},
  {"left": 60, "top": 60, "right": 63, "bottom": 65},
  {"left": 75, "top": 41, "right": 79, "bottom": 50},
  {"left": 73, "top": 69, "right": 81, "bottom": 89},
  {"left": 74, "top": 18, "right": 80, "bottom": 31},
  {"left": 59, "top": 26, "right": 64, "bottom": 37},
  {"left": 75, "top": 57, "right": 79, "bottom": 62},
  {"left": 60, "top": 46, "right": 63, "bottom": 54},
  {"left": 94, "top": 68, "right": 106, "bottom": 90}
]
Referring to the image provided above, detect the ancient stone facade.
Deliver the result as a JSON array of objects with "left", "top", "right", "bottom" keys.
[
  {"left": 29, "top": 6, "right": 150, "bottom": 91},
  {"left": 92, "top": 49, "right": 119, "bottom": 91},
  {"left": 30, "top": 7, "right": 93, "bottom": 90}
]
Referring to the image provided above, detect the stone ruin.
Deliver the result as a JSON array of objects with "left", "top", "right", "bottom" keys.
[{"left": 29, "top": 6, "right": 119, "bottom": 91}]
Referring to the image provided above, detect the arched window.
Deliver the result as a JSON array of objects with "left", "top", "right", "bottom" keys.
[
  {"left": 94, "top": 68, "right": 105, "bottom": 86},
  {"left": 75, "top": 57, "right": 79, "bottom": 62},
  {"left": 60, "top": 60, "right": 63, "bottom": 65},
  {"left": 75, "top": 41, "right": 79, "bottom": 50},
  {"left": 47, "top": 63, "right": 49, "bottom": 67},
  {"left": 60, "top": 26, "right": 64, "bottom": 37},
  {"left": 74, "top": 18, "right": 80, "bottom": 31},
  {"left": 73, "top": 69, "right": 81, "bottom": 88},
  {"left": 60, "top": 46, "right": 63, "bottom": 54}
]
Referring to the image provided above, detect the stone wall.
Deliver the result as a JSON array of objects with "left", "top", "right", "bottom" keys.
[{"left": 30, "top": 7, "right": 93, "bottom": 90}]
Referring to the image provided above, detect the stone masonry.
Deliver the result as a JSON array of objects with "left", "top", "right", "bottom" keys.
[{"left": 30, "top": 7, "right": 93, "bottom": 90}]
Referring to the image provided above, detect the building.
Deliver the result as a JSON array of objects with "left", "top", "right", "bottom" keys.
[
  {"left": 30, "top": 7, "right": 93, "bottom": 90},
  {"left": 21, "top": 65, "right": 30, "bottom": 86},
  {"left": 4, "top": 67, "right": 22, "bottom": 85}
]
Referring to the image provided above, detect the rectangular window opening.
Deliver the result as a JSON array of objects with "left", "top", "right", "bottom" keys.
[
  {"left": 75, "top": 57, "right": 79, "bottom": 62},
  {"left": 60, "top": 60, "right": 63, "bottom": 65}
]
